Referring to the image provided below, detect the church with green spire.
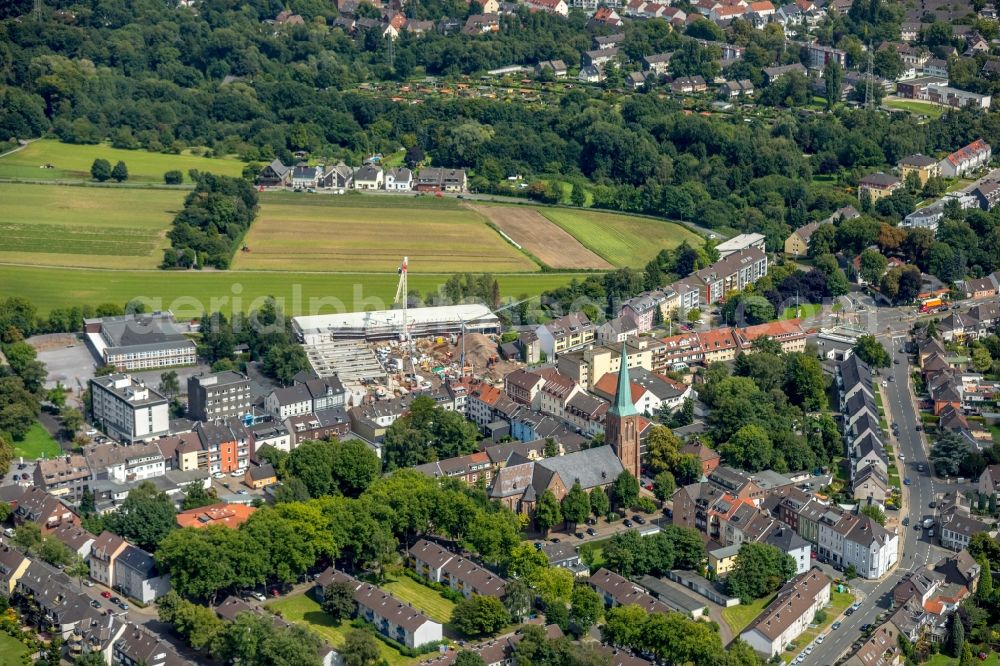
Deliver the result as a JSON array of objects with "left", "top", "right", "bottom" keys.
[{"left": 604, "top": 342, "right": 641, "bottom": 479}]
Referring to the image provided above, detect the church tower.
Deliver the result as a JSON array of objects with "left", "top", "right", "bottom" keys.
[{"left": 604, "top": 343, "right": 641, "bottom": 479}]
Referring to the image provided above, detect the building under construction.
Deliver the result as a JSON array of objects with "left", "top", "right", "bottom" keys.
[{"left": 292, "top": 304, "right": 501, "bottom": 345}]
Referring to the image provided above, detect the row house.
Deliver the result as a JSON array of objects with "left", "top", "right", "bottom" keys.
[
  {"left": 314, "top": 569, "right": 443, "bottom": 648},
  {"left": 741, "top": 568, "right": 831, "bottom": 658},
  {"left": 817, "top": 510, "right": 898, "bottom": 579},
  {"left": 596, "top": 314, "right": 640, "bottom": 345},
  {"left": 413, "top": 451, "right": 494, "bottom": 486},
  {"left": 940, "top": 139, "right": 992, "bottom": 178},
  {"left": 562, "top": 392, "right": 608, "bottom": 437},
  {"left": 588, "top": 568, "right": 671, "bottom": 614},
  {"left": 408, "top": 539, "right": 507, "bottom": 598},
  {"left": 939, "top": 510, "right": 990, "bottom": 551}
]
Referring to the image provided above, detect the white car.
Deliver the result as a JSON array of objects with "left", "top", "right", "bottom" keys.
[
  {"left": 816, "top": 635, "right": 825, "bottom": 644},
  {"left": 805, "top": 646, "right": 813, "bottom": 655},
  {"left": 252, "top": 592, "right": 266, "bottom": 602},
  {"left": 213, "top": 472, "right": 226, "bottom": 479},
  {"left": 230, "top": 470, "right": 244, "bottom": 477}
]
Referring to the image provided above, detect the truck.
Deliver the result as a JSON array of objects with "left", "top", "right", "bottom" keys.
[
  {"left": 922, "top": 518, "right": 935, "bottom": 529},
  {"left": 919, "top": 297, "right": 946, "bottom": 314}
]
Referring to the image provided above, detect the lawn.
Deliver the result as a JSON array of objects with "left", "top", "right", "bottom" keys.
[
  {"left": 0, "top": 264, "right": 584, "bottom": 317},
  {"left": 381, "top": 575, "right": 456, "bottom": 624},
  {"left": 268, "top": 592, "right": 420, "bottom": 666},
  {"left": 0, "top": 183, "right": 182, "bottom": 269},
  {"left": 781, "top": 303, "right": 821, "bottom": 320},
  {"left": 579, "top": 537, "right": 612, "bottom": 570},
  {"left": 722, "top": 593, "right": 777, "bottom": 634},
  {"left": 540, "top": 209, "right": 703, "bottom": 268},
  {"left": 883, "top": 98, "right": 946, "bottom": 119},
  {"left": 233, "top": 192, "right": 539, "bottom": 273},
  {"left": 0, "top": 139, "right": 247, "bottom": 182},
  {"left": 785, "top": 590, "right": 855, "bottom": 659},
  {"left": 0, "top": 631, "right": 31, "bottom": 666},
  {"left": 925, "top": 652, "right": 1000, "bottom": 666},
  {"left": 13, "top": 423, "right": 62, "bottom": 460}
]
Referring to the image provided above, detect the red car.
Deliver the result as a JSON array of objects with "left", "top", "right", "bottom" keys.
[{"left": 101, "top": 591, "right": 112, "bottom": 599}]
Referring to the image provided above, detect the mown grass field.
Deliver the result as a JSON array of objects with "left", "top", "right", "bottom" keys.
[
  {"left": 540, "top": 209, "right": 703, "bottom": 267},
  {"left": 268, "top": 593, "right": 419, "bottom": 666},
  {"left": 884, "top": 98, "right": 946, "bottom": 119},
  {"left": 0, "top": 183, "right": 182, "bottom": 269},
  {"left": 721, "top": 593, "right": 776, "bottom": 634},
  {"left": 234, "top": 193, "right": 539, "bottom": 273},
  {"left": 0, "top": 139, "right": 247, "bottom": 182},
  {"left": 13, "top": 422, "right": 62, "bottom": 460},
  {"left": 0, "top": 264, "right": 584, "bottom": 316}
]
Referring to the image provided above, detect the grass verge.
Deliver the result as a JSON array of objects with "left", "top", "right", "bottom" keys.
[
  {"left": 722, "top": 593, "right": 777, "bottom": 634},
  {"left": 381, "top": 575, "right": 456, "bottom": 624}
]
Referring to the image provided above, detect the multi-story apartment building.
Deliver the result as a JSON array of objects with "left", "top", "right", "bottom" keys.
[
  {"left": 187, "top": 371, "right": 252, "bottom": 424},
  {"left": 534, "top": 312, "right": 595, "bottom": 358},
  {"left": 89, "top": 375, "right": 170, "bottom": 443},
  {"left": 84, "top": 441, "right": 166, "bottom": 484},
  {"left": 33, "top": 455, "right": 91, "bottom": 500},
  {"left": 89, "top": 531, "right": 127, "bottom": 587},
  {"left": 692, "top": 247, "right": 768, "bottom": 305},
  {"left": 741, "top": 569, "right": 831, "bottom": 657},
  {"left": 83, "top": 312, "right": 196, "bottom": 371}
]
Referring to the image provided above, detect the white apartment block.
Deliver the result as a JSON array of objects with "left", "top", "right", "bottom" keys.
[{"left": 90, "top": 375, "right": 170, "bottom": 443}]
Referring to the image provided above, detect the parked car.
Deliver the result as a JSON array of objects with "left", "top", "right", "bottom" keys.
[
  {"left": 213, "top": 472, "right": 225, "bottom": 479},
  {"left": 252, "top": 592, "right": 266, "bottom": 602},
  {"left": 90, "top": 600, "right": 101, "bottom": 609},
  {"left": 622, "top": 519, "right": 634, "bottom": 528},
  {"left": 110, "top": 597, "right": 121, "bottom": 605},
  {"left": 633, "top": 515, "right": 646, "bottom": 525},
  {"left": 831, "top": 621, "right": 842, "bottom": 630},
  {"left": 904, "top": 478, "right": 911, "bottom": 485},
  {"left": 118, "top": 601, "right": 129, "bottom": 611},
  {"left": 586, "top": 528, "right": 597, "bottom": 536},
  {"left": 101, "top": 591, "right": 112, "bottom": 599},
  {"left": 902, "top": 517, "right": 909, "bottom": 526},
  {"left": 845, "top": 607, "right": 855, "bottom": 616}
]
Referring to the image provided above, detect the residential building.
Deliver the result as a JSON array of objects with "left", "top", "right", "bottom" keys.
[
  {"left": 817, "top": 511, "right": 898, "bottom": 579},
  {"left": 353, "top": 164, "right": 384, "bottom": 190},
  {"left": 939, "top": 510, "right": 990, "bottom": 551},
  {"left": 741, "top": 568, "right": 831, "bottom": 657},
  {"left": 859, "top": 172, "right": 902, "bottom": 202},
  {"left": 194, "top": 421, "right": 249, "bottom": 474},
  {"left": 187, "top": 371, "right": 252, "bottom": 424},
  {"left": 802, "top": 42, "right": 847, "bottom": 69},
  {"left": 783, "top": 206, "right": 858, "bottom": 256},
  {"left": 84, "top": 441, "right": 165, "bottom": 484},
  {"left": 535, "top": 60, "right": 568, "bottom": 77},
  {"left": 89, "top": 531, "right": 127, "bottom": 587},
  {"left": 842, "top": 624, "right": 901, "bottom": 666},
  {"left": 286, "top": 408, "right": 351, "bottom": 447},
  {"left": 692, "top": 247, "right": 768, "bottom": 305},
  {"left": 524, "top": 0, "right": 569, "bottom": 15},
  {"left": 244, "top": 462, "right": 278, "bottom": 489},
  {"left": 408, "top": 539, "right": 507, "bottom": 598},
  {"left": 291, "top": 165, "right": 321, "bottom": 189},
  {"left": 415, "top": 167, "right": 468, "bottom": 192},
  {"left": 175, "top": 503, "right": 256, "bottom": 529},
  {"left": 257, "top": 159, "right": 292, "bottom": 186},
  {"left": 33, "top": 455, "right": 91, "bottom": 500},
  {"left": 708, "top": 544, "right": 742, "bottom": 577},
  {"left": 83, "top": 312, "right": 196, "bottom": 371},
  {"left": 588, "top": 568, "right": 671, "bottom": 614},
  {"left": 642, "top": 53, "right": 672, "bottom": 75},
  {"left": 591, "top": 366, "right": 694, "bottom": 416},
  {"left": 0, "top": 485, "right": 78, "bottom": 533},
  {"left": 353, "top": 581, "right": 443, "bottom": 648},
  {"left": 115, "top": 544, "right": 169, "bottom": 603},
  {"left": 385, "top": 167, "right": 413, "bottom": 191},
  {"left": 90, "top": 374, "right": 170, "bottom": 443},
  {"left": 681, "top": 441, "right": 721, "bottom": 476},
  {"left": 113, "top": 625, "right": 192, "bottom": 666},
  {"left": 939, "top": 139, "right": 992, "bottom": 178},
  {"left": 899, "top": 154, "right": 941, "bottom": 186},
  {"left": 413, "top": 451, "right": 494, "bottom": 486},
  {"left": 534, "top": 312, "right": 595, "bottom": 358}
]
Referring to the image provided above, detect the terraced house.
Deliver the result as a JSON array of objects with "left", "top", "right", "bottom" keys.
[{"left": 408, "top": 539, "right": 508, "bottom": 599}]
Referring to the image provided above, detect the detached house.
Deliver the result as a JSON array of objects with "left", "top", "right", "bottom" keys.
[
  {"left": 257, "top": 159, "right": 292, "bottom": 186},
  {"left": 416, "top": 167, "right": 468, "bottom": 192},
  {"left": 385, "top": 167, "right": 413, "bottom": 191},
  {"left": 354, "top": 164, "right": 384, "bottom": 190}
]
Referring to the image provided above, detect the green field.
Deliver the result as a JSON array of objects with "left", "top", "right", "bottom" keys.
[
  {"left": 381, "top": 575, "right": 456, "bottom": 624},
  {"left": 0, "top": 183, "right": 182, "bottom": 269},
  {"left": 235, "top": 193, "right": 539, "bottom": 273},
  {"left": 13, "top": 423, "right": 62, "bottom": 460},
  {"left": 721, "top": 593, "right": 776, "bottom": 634},
  {"left": 0, "top": 139, "right": 247, "bottom": 182},
  {"left": 925, "top": 652, "right": 999, "bottom": 666},
  {"left": 579, "top": 537, "right": 612, "bottom": 570},
  {"left": 884, "top": 99, "right": 946, "bottom": 120},
  {"left": 0, "top": 631, "right": 31, "bottom": 666},
  {"left": 268, "top": 593, "right": 419, "bottom": 666},
  {"left": 0, "top": 264, "right": 583, "bottom": 316},
  {"left": 781, "top": 303, "right": 821, "bottom": 320},
  {"left": 541, "top": 209, "right": 703, "bottom": 267}
]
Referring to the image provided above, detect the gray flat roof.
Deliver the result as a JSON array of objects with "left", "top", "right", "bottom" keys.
[{"left": 636, "top": 575, "right": 708, "bottom": 613}]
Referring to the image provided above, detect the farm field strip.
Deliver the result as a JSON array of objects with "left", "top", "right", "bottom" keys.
[
  {"left": 235, "top": 197, "right": 539, "bottom": 273},
  {"left": 540, "top": 209, "right": 703, "bottom": 267},
  {"left": 469, "top": 204, "right": 613, "bottom": 270},
  {"left": 0, "top": 139, "right": 247, "bottom": 182}
]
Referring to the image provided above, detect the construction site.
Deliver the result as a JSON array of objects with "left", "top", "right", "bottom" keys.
[{"left": 295, "top": 257, "right": 522, "bottom": 398}]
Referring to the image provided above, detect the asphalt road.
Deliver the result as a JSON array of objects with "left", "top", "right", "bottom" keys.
[{"left": 801, "top": 332, "right": 951, "bottom": 666}]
